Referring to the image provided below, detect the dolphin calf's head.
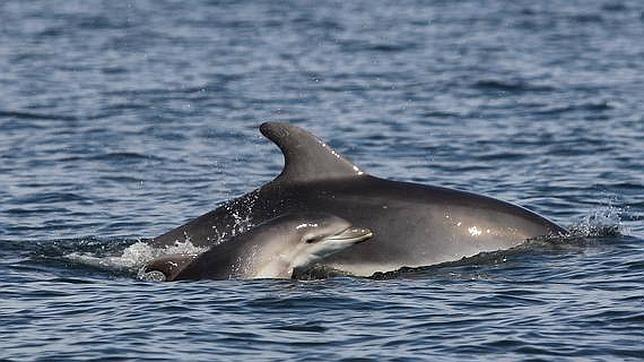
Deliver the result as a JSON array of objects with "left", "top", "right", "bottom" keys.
[
  {"left": 252, "top": 213, "right": 373, "bottom": 279},
  {"left": 285, "top": 214, "right": 373, "bottom": 271}
]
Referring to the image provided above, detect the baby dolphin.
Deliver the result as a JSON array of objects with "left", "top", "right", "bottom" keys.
[{"left": 142, "top": 213, "right": 373, "bottom": 281}]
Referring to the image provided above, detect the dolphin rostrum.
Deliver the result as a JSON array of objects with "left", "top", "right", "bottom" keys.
[
  {"left": 143, "top": 213, "right": 373, "bottom": 280},
  {"left": 151, "top": 122, "right": 567, "bottom": 276}
]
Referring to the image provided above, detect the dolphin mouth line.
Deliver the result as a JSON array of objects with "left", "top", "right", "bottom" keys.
[{"left": 327, "top": 227, "right": 374, "bottom": 244}]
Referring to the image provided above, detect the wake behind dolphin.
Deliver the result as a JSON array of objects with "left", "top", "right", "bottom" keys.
[{"left": 152, "top": 122, "right": 567, "bottom": 277}]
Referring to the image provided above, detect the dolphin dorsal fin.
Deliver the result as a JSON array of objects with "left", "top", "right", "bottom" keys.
[{"left": 260, "top": 122, "right": 364, "bottom": 183}]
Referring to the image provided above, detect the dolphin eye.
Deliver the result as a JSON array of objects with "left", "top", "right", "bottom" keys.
[{"left": 305, "top": 236, "right": 320, "bottom": 244}]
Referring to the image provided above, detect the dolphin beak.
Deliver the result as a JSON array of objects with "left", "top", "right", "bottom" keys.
[{"left": 330, "top": 227, "right": 374, "bottom": 244}]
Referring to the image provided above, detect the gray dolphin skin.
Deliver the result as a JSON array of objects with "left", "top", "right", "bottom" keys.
[
  {"left": 144, "top": 213, "right": 373, "bottom": 281},
  {"left": 152, "top": 122, "right": 567, "bottom": 277}
]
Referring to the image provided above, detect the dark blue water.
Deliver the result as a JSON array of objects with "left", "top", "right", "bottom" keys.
[{"left": 1, "top": 0, "right": 643, "bottom": 360}]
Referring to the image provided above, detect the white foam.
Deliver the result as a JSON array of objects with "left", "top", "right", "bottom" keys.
[
  {"left": 64, "top": 240, "right": 207, "bottom": 273},
  {"left": 568, "top": 203, "right": 624, "bottom": 238}
]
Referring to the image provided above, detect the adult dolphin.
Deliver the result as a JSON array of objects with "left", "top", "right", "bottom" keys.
[{"left": 152, "top": 122, "right": 567, "bottom": 276}]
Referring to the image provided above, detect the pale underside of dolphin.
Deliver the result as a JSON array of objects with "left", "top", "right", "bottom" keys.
[{"left": 152, "top": 122, "right": 567, "bottom": 277}]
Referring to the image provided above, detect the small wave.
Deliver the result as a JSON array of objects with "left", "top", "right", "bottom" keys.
[
  {"left": 534, "top": 101, "right": 615, "bottom": 115},
  {"left": 569, "top": 13, "right": 603, "bottom": 24},
  {"left": 26, "top": 237, "right": 134, "bottom": 265},
  {"left": 5, "top": 207, "right": 70, "bottom": 215},
  {"left": 13, "top": 192, "right": 90, "bottom": 204},
  {"left": 370, "top": 251, "right": 511, "bottom": 280},
  {"left": 338, "top": 39, "right": 416, "bottom": 53},
  {"left": 54, "top": 152, "right": 166, "bottom": 165},
  {"left": 0, "top": 110, "right": 79, "bottom": 121},
  {"left": 268, "top": 322, "right": 328, "bottom": 333},
  {"left": 473, "top": 79, "right": 555, "bottom": 93},
  {"left": 88, "top": 152, "right": 165, "bottom": 162},
  {"left": 601, "top": 3, "right": 628, "bottom": 12}
]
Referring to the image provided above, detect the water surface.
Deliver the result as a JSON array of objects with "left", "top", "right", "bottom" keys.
[{"left": 1, "top": 0, "right": 643, "bottom": 360}]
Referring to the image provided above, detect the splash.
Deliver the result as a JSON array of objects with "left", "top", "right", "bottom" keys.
[
  {"left": 64, "top": 239, "right": 207, "bottom": 275},
  {"left": 223, "top": 191, "right": 260, "bottom": 239},
  {"left": 567, "top": 203, "right": 624, "bottom": 238}
]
